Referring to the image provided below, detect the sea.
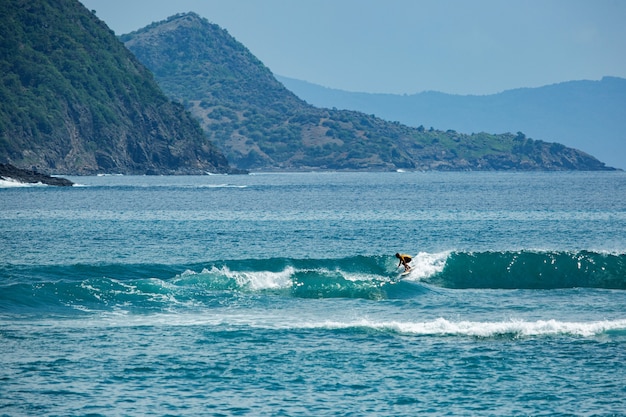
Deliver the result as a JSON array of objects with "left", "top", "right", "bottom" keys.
[{"left": 1, "top": 171, "right": 625, "bottom": 416}]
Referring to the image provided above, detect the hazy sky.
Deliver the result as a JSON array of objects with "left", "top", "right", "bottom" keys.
[{"left": 80, "top": 0, "right": 626, "bottom": 95}]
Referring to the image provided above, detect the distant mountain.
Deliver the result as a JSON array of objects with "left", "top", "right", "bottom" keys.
[
  {"left": 0, "top": 0, "right": 233, "bottom": 175},
  {"left": 122, "top": 13, "right": 613, "bottom": 172},
  {"left": 277, "top": 76, "right": 626, "bottom": 170}
]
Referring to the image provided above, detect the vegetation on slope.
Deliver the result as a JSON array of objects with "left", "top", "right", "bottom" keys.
[
  {"left": 123, "top": 13, "right": 612, "bottom": 171},
  {"left": 278, "top": 75, "right": 625, "bottom": 170},
  {"left": 0, "top": 0, "right": 232, "bottom": 174}
]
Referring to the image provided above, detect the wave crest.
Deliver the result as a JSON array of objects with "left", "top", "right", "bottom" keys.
[
  {"left": 2, "top": 251, "right": 625, "bottom": 314},
  {"left": 430, "top": 250, "right": 626, "bottom": 289}
]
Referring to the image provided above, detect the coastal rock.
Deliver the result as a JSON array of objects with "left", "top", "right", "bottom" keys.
[{"left": 0, "top": 163, "right": 73, "bottom": 186}]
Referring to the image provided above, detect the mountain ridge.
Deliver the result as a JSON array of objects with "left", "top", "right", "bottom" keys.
[
  {"left": 277, "top": 75, "right": 626, "bottom": 170},
  {"left": 122, "top": 12, "right": 614, "bottom": 172}
]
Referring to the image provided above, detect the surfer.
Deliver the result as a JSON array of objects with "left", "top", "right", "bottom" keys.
[{"left": 395, "top": 253, "right": 412, "bottom": 272}]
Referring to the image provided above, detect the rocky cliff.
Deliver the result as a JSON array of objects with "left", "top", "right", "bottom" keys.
[{"left": 0, "top": 0, "right": 233, "bottom": 175}]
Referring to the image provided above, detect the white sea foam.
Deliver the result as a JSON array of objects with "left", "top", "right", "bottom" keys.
[
  {"left": 0, "top": 178, "right": 47, "bottom": 188},
  {"left": 22, "top": 296, "right": 626, "bottom": 339},
  {"left": 402, "top": 251, "right": 449, "bottom": 281},
  {"left": 233, "top": 267, "right": 294, "bottom": 290},
  {"left": 50, "top": 314, "right": 626, "bottom": 341},
  {"left": 184, "top": 265, "right": 295, "bottom": 290},
  {"left": 315, "top": 318, "right": 626, "bottom": 338}
]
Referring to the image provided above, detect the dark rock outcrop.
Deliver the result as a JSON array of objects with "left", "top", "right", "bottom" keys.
[{"left": 0, "top": 163, "right": 73, "bottom": 186}]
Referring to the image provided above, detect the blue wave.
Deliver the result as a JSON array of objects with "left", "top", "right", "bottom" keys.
[
  {"left": 430, "top": 250, "right": 626, "bottom": 289},
  {"left": 1, "top": 251, "right": 624, "bottom": 313}
]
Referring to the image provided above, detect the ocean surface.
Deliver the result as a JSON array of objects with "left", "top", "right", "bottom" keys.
[{"left": 1, "top": 171, "right": 625, "bottom": 416}]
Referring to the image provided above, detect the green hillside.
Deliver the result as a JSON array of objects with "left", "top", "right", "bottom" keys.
[
  {"left": 0, "top": 0, "right": 232, "bottom": 174},
  {"left": 122, "top": 13, "right": 612, "bottom": 171},
  {"left": 278, "top": 75, "right": 626, "bottom": 170}
]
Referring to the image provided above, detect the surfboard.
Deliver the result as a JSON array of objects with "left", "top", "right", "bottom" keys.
[{"left": 400, "top": 269, "right": 412, "bottom": 277}]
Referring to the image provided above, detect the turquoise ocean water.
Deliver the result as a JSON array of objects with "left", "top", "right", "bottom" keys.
[{"left": 1, "top": 171, "right": 625, "bottom": 416}]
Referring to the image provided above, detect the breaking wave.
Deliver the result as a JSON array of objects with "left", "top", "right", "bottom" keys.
[{"left": 1, "top": 250, "right": 625, "bottom": 314}]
